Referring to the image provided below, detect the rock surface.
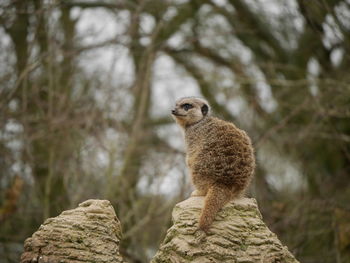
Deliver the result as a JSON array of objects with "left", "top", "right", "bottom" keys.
[
  {"left": 20, "top": 199, "right": 124, "bottom": 263},
  {"left": 20, "top": 197, "right": 300, "bottom": 263},
  {"left": 151, "top": 196, "right": 299, "bottom": 263}
]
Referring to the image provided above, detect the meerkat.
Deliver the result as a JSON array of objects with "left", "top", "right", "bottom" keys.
[{"left": 171, "top": 97, "right": 255, "bottom": 232}]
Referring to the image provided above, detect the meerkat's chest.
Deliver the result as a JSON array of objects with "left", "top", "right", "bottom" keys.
[
  {"left": 185, "top": 146, "right": 197, "bottom": 168},
  {"left": 185, "top": 133, "right": 206, "bottom": 169}
]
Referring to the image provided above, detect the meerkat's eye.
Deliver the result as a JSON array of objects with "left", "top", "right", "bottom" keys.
[{"left": 181, "top": 103, "right": 193, "bottom": 111}]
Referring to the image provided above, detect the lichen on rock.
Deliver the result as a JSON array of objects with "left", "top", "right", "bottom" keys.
[
  {"left": 152, "top": 196, "right": 299, "bottom": 263},
  {"left": 20, "top": 199, "right": 124, "bottom": 263}
]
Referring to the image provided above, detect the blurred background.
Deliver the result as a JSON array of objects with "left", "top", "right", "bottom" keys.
[{"left": 0, "top": 0, "right": 350, "bottom": 262}]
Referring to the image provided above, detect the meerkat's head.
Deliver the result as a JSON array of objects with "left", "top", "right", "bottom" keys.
[{"left": 171, "top": 97, "right": 210, "bottom": 128}]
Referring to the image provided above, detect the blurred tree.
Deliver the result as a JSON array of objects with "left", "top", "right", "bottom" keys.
[
  {"left": 0, "top": 1, "right": 108, "bottom": 260},
  {"left": 0, "top": 0, "right": 349, "bottom": 263}
]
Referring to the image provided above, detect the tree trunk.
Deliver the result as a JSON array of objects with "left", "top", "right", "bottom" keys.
[{"left": 21, "top": 198, "right": 299, "bottom": 263}]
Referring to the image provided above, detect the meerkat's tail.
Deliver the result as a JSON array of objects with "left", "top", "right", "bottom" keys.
[{"left": 199, "top": 184, "right": 239, "bottom": 232}]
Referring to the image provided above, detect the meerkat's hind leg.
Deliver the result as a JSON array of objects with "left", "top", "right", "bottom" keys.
[
  {"left": 198, "top": 184, "right": 236, "bottom": 232},
  {"left": 191, "top": 175, "right": 210, "bottom": 196}
]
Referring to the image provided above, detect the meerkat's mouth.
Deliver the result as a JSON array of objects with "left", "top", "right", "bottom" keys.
[{"left": 171, "top": 110, "right": 186, "bottom": 117}]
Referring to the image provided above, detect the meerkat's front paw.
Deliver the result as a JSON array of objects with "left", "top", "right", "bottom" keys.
[{"left": 191, "top": 190, "right": 206, "bottom": 197}]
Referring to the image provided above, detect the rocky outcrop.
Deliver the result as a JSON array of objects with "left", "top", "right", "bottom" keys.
[
  {"left": 20, "top": 197, "right": 299, "bottom": 263},
  {"left": 151, "top": 196, "right": 299, "bottom": 263},
  {"left": 20, "top": 199, "right": 124, "bottom": 263}
]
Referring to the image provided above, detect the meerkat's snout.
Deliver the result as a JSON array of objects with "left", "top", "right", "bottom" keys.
[
  {"left": 171, "top": 108, "right": 185, "bottom": 117},
  {"left": 171, "top": 108, "right": 182, "bottom": 115}
]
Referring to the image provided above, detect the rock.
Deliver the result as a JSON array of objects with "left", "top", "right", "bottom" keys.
[
  {"left": 20, "top": 197, "right": 300, "bottom": 263},
  {"left": 151, "top": 196, "right": 299, "bottom": 263},
  {"left": 20, "top": 199, "right": 124, "bottom": 263}
]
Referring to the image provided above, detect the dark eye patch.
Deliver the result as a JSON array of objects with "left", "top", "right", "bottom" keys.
[{"left": 181, "top": 103, "right": 193, "bottom": 111}]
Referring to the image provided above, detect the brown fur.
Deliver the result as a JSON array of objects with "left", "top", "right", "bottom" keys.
[{"left": 172, "top": 97, "right": 255, "bottom": 232}]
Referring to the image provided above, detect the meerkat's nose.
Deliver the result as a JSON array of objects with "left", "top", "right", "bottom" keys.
[{"left": 171, "top": 109, "right": 176, "bottom": 115}]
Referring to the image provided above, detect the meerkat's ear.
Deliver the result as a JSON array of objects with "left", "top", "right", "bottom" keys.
[{"left": 201, "top": 104, "right": 209, "bottom": 116}]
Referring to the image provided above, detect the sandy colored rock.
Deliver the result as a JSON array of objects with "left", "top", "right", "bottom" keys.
[
  {"left": 152, "top": 196, "right": 299, "bottom": 263},
  {"left": 20, "top": 197, "right": 300, "bottom": 263},
  {"left": 20, "top": 199, "right": 124, "bottom": 263}
]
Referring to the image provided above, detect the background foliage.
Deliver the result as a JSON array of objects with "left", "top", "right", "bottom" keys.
[{"left": 1, "top": 0, "right": 349, "bottom": 262}]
